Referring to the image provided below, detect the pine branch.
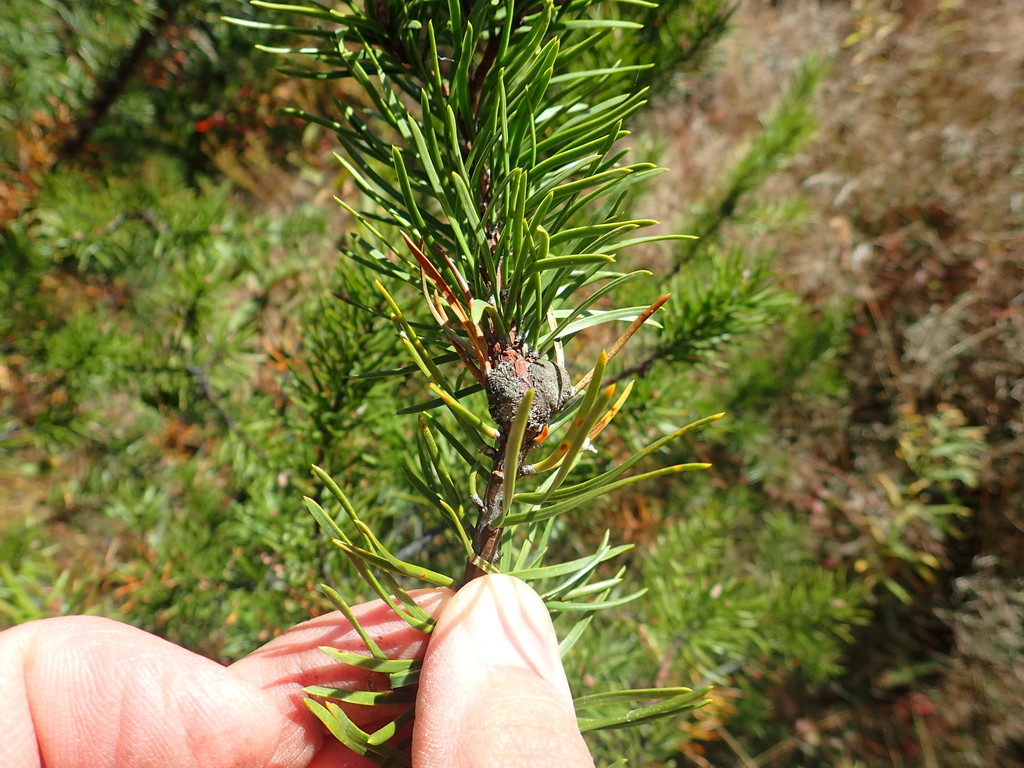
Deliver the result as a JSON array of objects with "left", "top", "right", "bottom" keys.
[
  {"left": 234, "top": 0, "right": 727, "bottom": 753},
  {"left": 58, "top": 0, "right": 183, "bottom": 162}
]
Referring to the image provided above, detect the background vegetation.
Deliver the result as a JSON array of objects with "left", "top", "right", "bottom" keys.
[{"left": 2, "top": 0, "right": 1021, "bottom": 765}]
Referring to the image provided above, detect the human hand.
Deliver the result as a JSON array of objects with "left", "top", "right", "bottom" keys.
[{"left": 0, "top": 574, "right": 593, "bottom": 768}]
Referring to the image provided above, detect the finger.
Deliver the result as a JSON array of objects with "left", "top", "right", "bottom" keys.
[
  {"left": 0, "top": 588, "right": 453, "bottom": 768},
  {"left": 412, "top": 574, "right": 594, "bottom": 768},
  {"left": 230, "top": 587, "right": 453, "bottom": 767},
  {"left": 0, "top": 615, "right": 284, "bottom": 768}
]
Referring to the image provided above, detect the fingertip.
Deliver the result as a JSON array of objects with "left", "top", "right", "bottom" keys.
[
  {"left": 413, "top": 575, "right": 593, "bottom": 768},
  {"left": 436, "top": 574, "right": 569, "bottom": 695}
]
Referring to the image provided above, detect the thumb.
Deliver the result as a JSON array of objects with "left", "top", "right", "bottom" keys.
[{"left": 412, "top": 574, "right": 594, "bottom": 768}]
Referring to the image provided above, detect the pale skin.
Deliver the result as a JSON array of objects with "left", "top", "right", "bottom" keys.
[{"left": 0, "top": 574, "right": 594, "bottom": 768}]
